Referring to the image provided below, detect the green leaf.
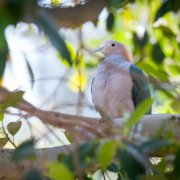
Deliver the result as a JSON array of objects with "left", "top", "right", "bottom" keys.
[
  {"left": 154, "top": 0, "right": 180, "bottom": 21},
  {"left": 36, "top": 10, "right": 72, "bottom": 66},
  {"left": 0, "top": 0, "right": 28, "bottom": 80},
  {"left": 152, "top": 43, "right": 165, "bottom": 64},
  {"left": 133, "top": 31, "right": 149, "bottom": 48},
  {"left": 155, "top": 25, "right": 176, "bottom": 37},
  {"left": 138, "top": 63, "right": 169, "bottom": 81},
  {"left": 156, "top": 158, "right": 166, "bottom": 174},
  {"left": 140, "top": 139, "right": 171, "bottom": 154},
  {"left": 0, "top": 112, "right": 4, "bottom": 121},
  {"left": 107, "top": 162, "right": 119, "bottom": 172},
  {"left": 0, "top": 137, "right": 8, "bottom": 148},
  {"left": 47, "top": 162, "right": 74, "bottom": 180},
  {"left": 125, "top": 98, "right": 154, "bottom": 128},
  {"left": 82, "top": 175, "right": 93, "bottom": 180},
  {"left": 24, "top": 169, "right": 42, "bottom": 180},
  {"left": 168, "top": 64, "right": 180, "bottom": 76},
  {"left": 58, "top": 152, "right": 74, "bottom": 171},
  {"left": 1, "top": 91, "right": 24, "bottom": 110},
  {"left": 85, "top": 62, "right": 97, "bottom": 69},
  {"left": 140, "top": 175, "right": 167, "bottom": 180},
  {"left": 78, "top": 141, "right": 99, "bottom": 167},
  {"left": 5, "top": 0, "right": 26, "bottom": 24},
  {"left": 0, "top": 28, "right": 8, "bottom": 79},
  {"left": 106, "top": 12, "right": 115, "bottom": 31},
  {"left": 174, "top": 149, "right": 180, "bottom": 177},
  {"left": 24, "top": 54, "right": 34, "bottom": 88},
  {"left": 171, "top": 98, "right": 180, "bottom": 112},
  {"left": 107, "top": 0, "right": 128, "bottom": 11},
  {"left": 98, "top": 140, "right": 117, "bottom": 170},
  {"left": 119, "top": 147, "right": 146, "bottom": 179},
  {"left": 7, "top": 121, "right": 22, "bottom": 136},
  {"left": 64, "top": 131, "right": 73, "bottom": 143},
  {"left": 154, "top": 1, "right": 171, "bottom": 22},
  {"left": 12, "top": 138, "right": 35, "bottom": 161}
]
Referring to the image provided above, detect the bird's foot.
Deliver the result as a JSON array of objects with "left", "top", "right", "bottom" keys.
[{"left": 99, "top": 117, "right": 112, "bottom": 126}]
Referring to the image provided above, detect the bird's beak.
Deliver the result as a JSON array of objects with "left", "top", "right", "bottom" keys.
[{"left": 94, "top": 46, "right": 104, "bottom": 53}]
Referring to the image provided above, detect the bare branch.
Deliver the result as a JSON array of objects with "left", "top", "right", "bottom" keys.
[{"left": 26, "top": 0, "right": 107, "bottom": 28}]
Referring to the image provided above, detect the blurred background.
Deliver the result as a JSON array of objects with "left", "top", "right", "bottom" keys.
[{"left": 0, "top": 0, "right": 180, "bottom": 148}]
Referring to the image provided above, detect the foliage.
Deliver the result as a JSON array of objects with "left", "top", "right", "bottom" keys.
[{"left": 0, "top": 0, "right": 180, "bottom": 179}]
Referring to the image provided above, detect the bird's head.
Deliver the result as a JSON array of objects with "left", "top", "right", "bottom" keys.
[{"left": 95, "top": 40, "right": 133, "bottom": 62}]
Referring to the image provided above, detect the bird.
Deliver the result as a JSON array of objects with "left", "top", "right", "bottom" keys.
[{"left": 91, "top": 40, "right": 151, "bottom": 119}]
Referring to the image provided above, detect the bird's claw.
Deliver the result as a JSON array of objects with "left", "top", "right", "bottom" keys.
[{"left": 99, "top": 117, "right": 112, "bottom": 126}]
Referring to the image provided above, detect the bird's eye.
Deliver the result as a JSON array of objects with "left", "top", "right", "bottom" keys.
[{"left": 111, "top": 43, "right": 115, "bottom": 47}]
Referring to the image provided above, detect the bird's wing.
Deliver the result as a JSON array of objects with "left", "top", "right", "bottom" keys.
[
  {"left": 91, "top": 77, "right": 104, "bottom": 117},
  {"left": 91, "top": 77, "right": 94, "bottom": 95},
  {"left": 129, "top": 64, "right": 151, "bottom": 114}
]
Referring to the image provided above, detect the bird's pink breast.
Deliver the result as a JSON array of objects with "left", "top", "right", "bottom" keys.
[{"left": 92, "top": 61, "right": 134, "bottom": 119}]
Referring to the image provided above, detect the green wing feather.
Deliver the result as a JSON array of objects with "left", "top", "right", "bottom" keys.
[{"left": 130, "top": 64, "right": 151, "bottom": 114}]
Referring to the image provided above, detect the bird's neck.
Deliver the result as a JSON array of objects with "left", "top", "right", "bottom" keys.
[{"left": 103, "top": 54, "right": 132, "bottom": 68}]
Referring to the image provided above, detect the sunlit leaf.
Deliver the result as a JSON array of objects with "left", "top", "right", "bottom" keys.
[
  {"left": 123, "top": 9, "right": 132, "bottom": 27},
  {"left": 85, "top": 62, "right": 97, "bottom": 69},
  {"left": 51, "top": 0, "right": 62, "bottom": 6},
  {"left": 0, "top": 137, "right": 8, "bottom": 148},
  {"left": 47, "top": 162, "right": 74, "bottom": 180},
  {"left": 167, "top": 64, "right": 180, "bottom": 76},
  {"left": 156, "top": 158, "right": 166, "bottom": 174},
  {"left": 0, "top": 112, "right": 4, "bottom": 121},
  {"left": 12, "top": 138, "right": 35, "bottom": 161},
  {"left": 138, "top": 63, "right": 169, "bottom": 81},
  {"left": 64, "top": 131, "right": 73, "bottom": 143},
  {"left": 82, "top": 175, "right": 93, "bottom": 180},
  {"left": 125, "top": 98, "right": 154, "bottom": 128},
  {"left": 68, "top": 72, "right": 87, "bottom": 92},
  {"left": 7, "top": 121, "right": 22, "bottom": 136},
  {"left": 171, "top": 98, "right": 180, "bottom": 112},
  {"left": 57, "top": 42, "right": 76, "bottom": 67},
  {"left": 36, "top": 10, "right": 72, "bottom": 66},
  {"left": 98, "top": 140, "right": 117, "bottom": 170},
  {"left": 2, "top": 91, "right": 24, "bottom": 110}
]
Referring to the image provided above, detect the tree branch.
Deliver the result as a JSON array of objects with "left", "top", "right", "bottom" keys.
[
  {"left": 0, "top": 146, "right": 69, "bottom": 180},
  {"left": 0, "top": 87, "right": 180, "bottom": 141},
  {"left": 0, "top": 87, "right": 180, "bottom": 179},
  {"left": 25, "top": 0, "right": 107, "bottom": 28}
]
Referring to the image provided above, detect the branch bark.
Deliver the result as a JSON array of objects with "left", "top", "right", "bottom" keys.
[
  {"left": 0, "top": 146, "right": 69, "bottom": 180},
  {"left": 0, "top": 87, "right": 180, "bottom": 179},
  {"left": 0, "top": 87, "right": 180, "bottom": 140},
  {"left": 25, "top": 0, "right": 107, "bottom": 28}
]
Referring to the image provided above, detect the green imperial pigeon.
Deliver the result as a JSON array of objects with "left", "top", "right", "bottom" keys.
[{"left": 91, "top": 40, "right": 151, "bottom": 119}]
